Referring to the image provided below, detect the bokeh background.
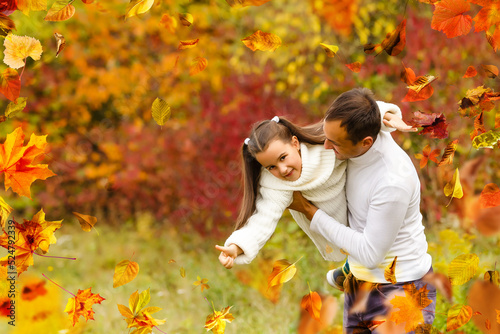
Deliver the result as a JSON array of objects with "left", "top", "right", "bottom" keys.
[{"left": 1, "top": 0, "right": 500, "bottom": 333}]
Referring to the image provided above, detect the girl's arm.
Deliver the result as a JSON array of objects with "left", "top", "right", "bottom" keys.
[{"left": 377, "top": 101, "right": 417, "bottom": 132}]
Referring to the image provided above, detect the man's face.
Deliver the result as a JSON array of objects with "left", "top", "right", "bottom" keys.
[{"left": 323, "top": 120, "right": 369, "bottom": 160}]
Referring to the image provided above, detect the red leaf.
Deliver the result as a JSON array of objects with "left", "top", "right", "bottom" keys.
[
  {"left": 410, "top": 111, "right": 448, "bottom": 139},
  {"left": 0, "top": 68, "right": 21, "bottom": 101},
  {"left": 463, "top": 66, "right": 477, "bottom": 78},
  {"left": 346, "top": 62, "right": 361, "bottom": 72},
  {"left": 431, "top": 0, "right": 472, "bottom": 38},
  {"left": 471, "top": 0, "right": 500, "bottom": 33}
]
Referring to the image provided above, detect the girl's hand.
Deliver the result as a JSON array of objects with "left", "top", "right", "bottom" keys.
[
  {"left": 383, "top": 117, "right": 418, "bottom": 132},
  {"left": 215, "top": 244, "right": 242, "bottom": 269}
]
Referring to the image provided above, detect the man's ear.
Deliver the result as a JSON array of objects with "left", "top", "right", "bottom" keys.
[{"left": 361, "top": 136, "right": 374, "bottom": 148}]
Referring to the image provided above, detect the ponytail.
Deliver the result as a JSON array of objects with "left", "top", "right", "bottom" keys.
[{"left": 235, "top": 116, "right": 325, "bottom": 230}]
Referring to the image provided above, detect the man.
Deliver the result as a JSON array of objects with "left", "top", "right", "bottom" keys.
[{"left": 289, "top": 88, "right": 436, "bottom": 333}]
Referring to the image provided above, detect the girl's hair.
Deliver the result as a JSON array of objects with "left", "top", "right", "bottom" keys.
[{"left": 235, "top": 117, "right": 325, "bottom": 230}]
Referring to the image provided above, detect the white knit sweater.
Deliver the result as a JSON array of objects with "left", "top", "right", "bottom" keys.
[{"left": 224, "top": 101, "right": 401, "bottom": 265}]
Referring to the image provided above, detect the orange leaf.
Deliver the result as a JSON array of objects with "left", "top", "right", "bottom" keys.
[
  {"left": 113, "top": 259, "right": 139, "bottom": 288},
  {"left": 267, "top": 257, "right": 301, "bottom": 288},
  {"left": 479, "top": 183, "right": 500, "bottom": 208},
  {"left": 422, "top": 272, "right": 453, "bottom": 303},
  {"left": 54, "top": 32, "right": 65, "bottom": 57},
  {"left": 72, "top": 211, "right": 97, "bottom": 232},
  {"left": 380, "top": 19, "right": 406, "bottom": 56},
  {"left": 0, "top": 127, "right": 56, "bottom": 199},
  {"left": 189, "top": 57, "right": 207, "bottom": 76},
  {"left": 486, "top": 29, "right": 500, "bottom": 52},
  {"left": 160, "top": 13, "right": 177, "bottom": 33},
  {"left": 21, "top": 279, "right": 47, "bottom": 300},
  {"left": 463, "top": 66, "right": 477, "bottom": 78},
  {"left": 407, "top": 75, "right": 438, "bottom": 94},
  {"left": 401, "top": 64, "right": 435, "bottom": 102},
  {"left": 472, "top": 0, "right": 500, "bottom": 33},
  {"left": 178, "top": 39, "right": 199, "bottom": 50},
  {"left": 301, "top": 286, "right": 322, "bottom": 321},
  {"left": 468, "top": 275, "right": 500, "bottom": 332},
  {"left": 389, "top": 283, "right": 433, "bottom": 332},
  {"left": 0, "top": 68, "right": 20, "bottom": 101},
  {"left": 44, "top": 0, "right": 75, "bottom": 21},
  {"left": 242, "top": 30, "right": 282, "bottom": 52},
  {"left": 446, "top": 304, "right": 472, "bottom": 331},
  {"left": 17, "top": 0, "right": 47, "bottom": 15},
  {"left": 311, "top": 0, "right": 357, "bottom": 36},
  {"left": 64, "top": 288, "right": 105, "bottom": 326},
  {"left": 346, "top": 62, "right": 361, "bottom": 72},
  {"left": 0, "top": 210, "right": 62, "bottom": 275},
  {"left": 194, "top": 275, "right": 210, "bottom": 291},
  {"left": 225, "top": 0, "right": 271, "bottom": 8},
  {"left": 470, "top": 112, "right": 486, "bottom": 140},
  {"left": 415, "top": 145, "right": 440, "bottom": 169},
  {"left": 431, "top": 0, "right": 472, "bottom": 38},
  {"left": 438, "top": 139, "right": 458, "bottom": 166},
  {"left": 384, "top": 256, "right": 397, "bottom": 284},
  {"left": 481, "top": 64, "right": 499, "bottom": 78}
]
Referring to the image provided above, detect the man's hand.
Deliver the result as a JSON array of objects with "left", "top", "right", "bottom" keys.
[
  {"left": 383, "top": 113, "right": 418, "bottom": 132},
  {"left": 288, "top": 191, "right": 318, "bottom": 221},
  {"left": 215, "top": 244, "right": 242, "bottom": 269}
]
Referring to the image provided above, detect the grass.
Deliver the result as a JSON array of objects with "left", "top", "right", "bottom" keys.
[{"left": 0, "top": 212, "right": 498, "bottom": 333}]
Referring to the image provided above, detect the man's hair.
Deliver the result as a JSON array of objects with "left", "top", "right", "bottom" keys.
[{"left": 324, "top": 88, "right": 381, "bottom": 144}]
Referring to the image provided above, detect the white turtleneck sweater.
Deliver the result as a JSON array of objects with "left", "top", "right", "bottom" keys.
[
  {"left": 225, "top": 101, "right": 401, "bottom": 265},
  {"left": 311, "top": 131, "right": 432, "bottom": 283}
]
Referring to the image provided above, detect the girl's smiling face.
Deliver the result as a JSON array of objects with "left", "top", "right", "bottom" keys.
[{"left": 255, "top": 136, "right": 302, "bottom": 181}]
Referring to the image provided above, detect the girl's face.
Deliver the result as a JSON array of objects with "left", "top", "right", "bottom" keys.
[{"left": 255, "top": 137, "right": 302, "bottom": 181}]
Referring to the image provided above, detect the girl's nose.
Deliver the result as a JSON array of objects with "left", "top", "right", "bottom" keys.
[{"left": 279, "top": 165, "right": 288, "bottom": 175}]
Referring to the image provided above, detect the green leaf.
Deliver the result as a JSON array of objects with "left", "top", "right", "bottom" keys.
[
  {"left": 5, "top": 97, "right": 27, "bottom": 119},
  {"left": 472, "top": 130, "right": 500, "bottom": 149}
]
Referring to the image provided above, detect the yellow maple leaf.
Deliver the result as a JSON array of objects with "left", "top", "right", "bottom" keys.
[
  {"left": 389, "top": 283, "right": 432, "bottom": 332},
  {"left": 205, "top": 305, "right": 234, "bottom": 334},
  {"left": 65, "top": 287, "right": 105, "bottom": 326},
  {"left": 3, "top": 34, "right": 43, "bottom": 69},
  {"left": 117, "top": 289, "right": 166, "bottom": 331}
]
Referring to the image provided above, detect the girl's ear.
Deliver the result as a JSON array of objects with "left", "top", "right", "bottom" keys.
[{"left": 291, "top": 136, "right": 300, "bottom": 150}]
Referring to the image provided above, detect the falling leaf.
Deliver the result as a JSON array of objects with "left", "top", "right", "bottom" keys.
[
  {"left": 407, "top": 75, "right": 438, "bottom": 94},
  {"left": 117, "top": 289, "right": 166, "bottom": 332},
  {"left": 458, "top": 85, "right": 491, "bottom": 110},
  {"left": 0, "top": 13, "right": 15, "bottom": 37},
  {"left": 151, "top": 97, "right": 171, "bottom": 127},
  {"left": 415, "top": 145, "right": 440, "bottom": 169},
  {"left": 3, "top": 34, "right": 43, "bottom": 69},
  {"left": 125, "top": 0, "right": 154, "bottom": 19},
  {"left": 21, "top": 279, "right": 47, "bottom": 300},
  {"left": 422, "top": 272, "right": 453, "bottom": 303},
  {"left": 72, "top": 211, "right": 97, "bottom": 232},
  {"left": 189, "top": 57, "right": 207, "bottom": 76},
  {"left": 472, "top": 0, "right": 500, "bottom": 33},
  {"left": 468, "top": 279, "right": 500, "bottom": 332},
  {"left": 446, "top": 304, "right": 473, "bottom": 331},
  {"left": 301, "top": 284, "right": 322, "bottom": 321},
  {"left": 431, "top": 0, "right": 472, "bottom": 38},
  {"left": 444, "top": 168, "right": 463, "bottom": 206},
  {"left": 380, "top": 19, "right": 407, "bottom": 56},
  {"left": 319, "top": 43, "right": 339, "bottom": 57},
  {"left": 54, "top": 32, "right": 65, "bottom": 57},
  {"left": 180, "top": 267, "right": 185, "bottom": 277},
  {"left": 242, "top": 30, "right": 281, "bottom": 52},
  {"left": 168, "top": 259, "right": 175, "bottom": 264},
  {"left": 267, "top": 257, "right": 301, "bottom": 288},
  {"left": 481, "top": 64, "right": 499, "bottom": 78},
  {"left": 178, "top": 38, "right": 199, "bottom": 50},
  {"left": 346, "top": 62, "right": 361, "bottom": 72},
  {"left": 194, "top": 276, "right": 210, "bottom": 291},
  {"left": 448, "top": 253, "right": 479, "bottom": 285},
  {"left": 463, "top": 66, "right": 477, "bottom": 78},
  {"left": 486, "top": 30, "right": 500, "bottom": 52},
  {"left": 178, "top": 12, "right": 193, "bottom": 26},
  {"left": 401, "top": 65, "right": 435, "bottom": 102},
  {"left": 5, "top": 97, "right": 27, "bottom": 119},
  {"left": 225, "top": 0, "right": 271, "bottom": 8},
  {"left": 0, "top": 210, "right": 62, "bottom": 275},
  {"left": 17, "top": 0, "right": 47, "bottom": 15},
  {"left": 470, "top": 112, "right": 486, "bottom": 140},
  {"left": 113, "top": 259, "right": 139, "bottom": 288},
  {"left": 44, "top": 0, "right": 75, "bottom": 21},
  {"left": 475, "top": 206, "right": 500, "bottom": 236},
  {"left": 479, "top": 183, "right": 500, "bottom": 208},
  {"left": 485, "top": 270, "right": 500, "bottom": 287},
  {"left": 410, "top": 111, "right": 448, "bottom": 139},
  {"left": 384, "top": 256, "right": 397, "bottom": 284},
  {"left": 472, "top": 130, "right": 500, "bottom": 149},
  {"left": 205, "top": 305, "right": 234, "bottom": 334},
  {"left": 437, "top": 139, "right": 458, "bottom": 167},
  {"left": 0, "top": 68, "right": 20, "bottom": 101},
  {"left": 0, "top": 196, "right": 13, "bottom": 229},
  {"left": 0, "top": 127, "right": 56, "bottom": 199},
  {"left": 389, "top": 283, "right": 433, "bottom": 332},
  {"left": 160, "top": 13, "right": 177, "bottom": 33}
]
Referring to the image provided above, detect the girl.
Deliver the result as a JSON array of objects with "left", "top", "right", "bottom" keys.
[{"left": 215, "top": 102, "right": 412, "bottom": 287}]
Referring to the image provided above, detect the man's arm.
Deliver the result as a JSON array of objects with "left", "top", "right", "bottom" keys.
[{"left": 288, "top": 191, "right": 318, "bottom": 220}]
